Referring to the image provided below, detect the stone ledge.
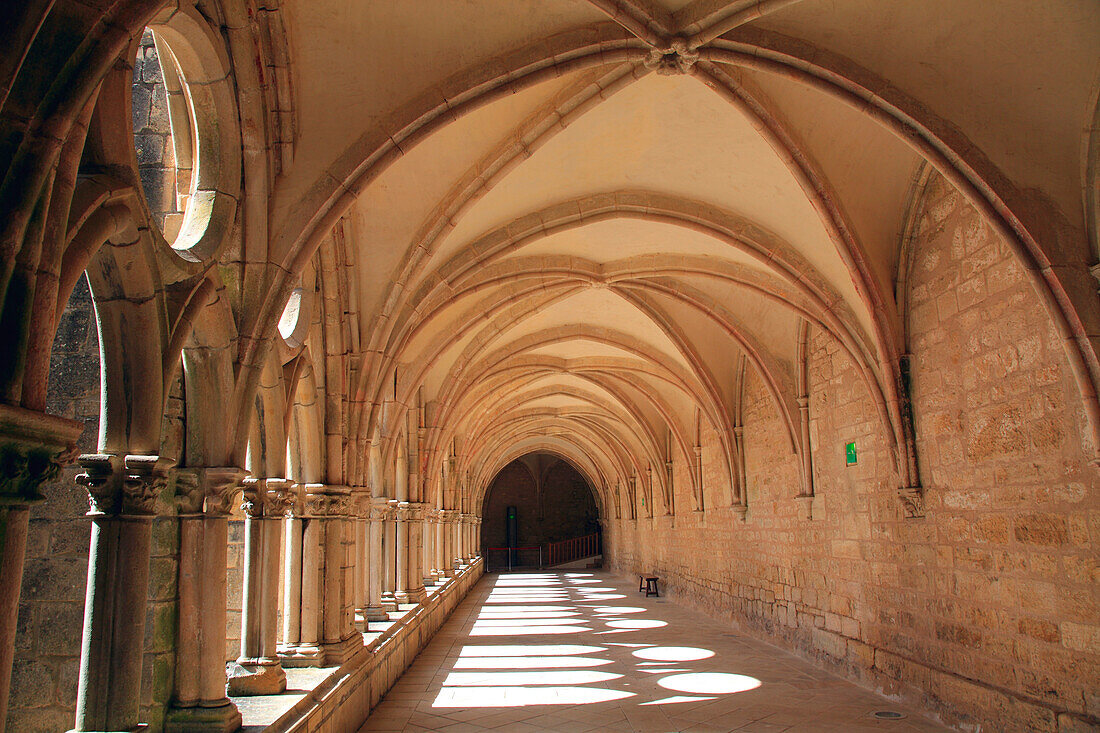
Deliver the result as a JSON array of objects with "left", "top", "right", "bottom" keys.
[{"left": 263, "top": 558, "right": 484, "bottom": 733}]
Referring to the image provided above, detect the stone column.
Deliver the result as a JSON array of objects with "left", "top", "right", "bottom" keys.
[
  {"left": 381, "top": 500, "right": 399, "bottom": 609},
  {"left": 280, "top": 484, "right": 323, "bottom": 667},
  {"left": 279, "top": 504, "right": 307, "bottom": 662},
  {"left": 73, "top": 453, "right": 170, "bottom": 732},
  {"left": 353, "top": 494, "right": 369, "bottom": 631},
  {"left": 166, "top": 467, "right": 245, "bottom": 732},
  {"left": 474, "top": 516, "right": 482, "bottom": 558},
  {"left": 405, "top": 502, "right": 427, "bottom": 602},
  {"left": 452, "top": 512, "right": 464, "bottom": 569},
  {"left": 227, "top": 478, "right": 292, "bottom": 695},
  {"left": 439, "top": 511, "right": 455, "bottom": 577},
  {"left": 394, "top": 501, "right": 409, "bottom": 603},
  {"left": 362, "top": 498, "right": 390, "bottom": 622},
  {"left": 0, "top": 406, "right": 80, "bottom": 731},
  {"left": 421, "top": 510, "right": 437, "bottom": 586},
  {"left": 303, "top": 487, "right": 360, "bottom": 664}
]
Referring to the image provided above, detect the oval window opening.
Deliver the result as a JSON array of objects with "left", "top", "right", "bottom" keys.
[{"left": 132, "top": 28, "right": 195, "bottom": 245}]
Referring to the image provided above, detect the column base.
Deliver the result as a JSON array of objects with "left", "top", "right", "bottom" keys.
[
  {"left": 278, "top": 644, "right": 324, "bottom": 668},
  {"left": 362, "top": 605, "right": 391, "bottom": 622},
  {"left": 422, "top": 574, "right": 437, "bottom": 587},
  {"left": 442, "top": 567, "right": 456, "bottom": 578},
  {"left": 165, "top": 701, "right": 242, "bottom": 733},
  {"left": 404, "top": 585, "right": 427, "bottom": 603},
  {"left": 380, "top": 592, "right": 399, "bottom": 610},
  {"left": 226, "top": 659, "right": 286, "bottom": 695},
  {"left": 320, "top": 634, "right": 362, "bottom": 665}
]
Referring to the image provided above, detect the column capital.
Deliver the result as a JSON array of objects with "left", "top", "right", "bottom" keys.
[
  {"left": 300, "top": 484, "right": 352, "bottom": 518},
  {"left": 77, "top": 453, "right": 173, "bottom": 517},
  {"left": 174, "top": 466, "right": 248, "bottom": 516},
  {"left": 241, "top": 478, "right": 295, "bottom": 519},
  {"left": 0, "top": 403, "right": 81, "bottom": 506}
]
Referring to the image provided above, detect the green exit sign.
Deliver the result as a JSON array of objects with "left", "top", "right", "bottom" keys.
[{"left": 845, "top": 441, "right": 857, "bottom": 466}]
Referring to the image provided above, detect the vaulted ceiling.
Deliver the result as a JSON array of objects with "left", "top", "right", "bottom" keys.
[{"left": 265, "top": 0, "right": 1099, "bottom": 501}]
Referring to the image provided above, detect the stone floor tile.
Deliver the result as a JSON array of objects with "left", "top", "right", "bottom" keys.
[{"left": 356, "top": 572, "right": 948, "bottom": 732}]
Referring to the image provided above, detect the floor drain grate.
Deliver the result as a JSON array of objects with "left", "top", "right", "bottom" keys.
[{"left": 872, "top": 711, "right": 907, "bottom": 720}]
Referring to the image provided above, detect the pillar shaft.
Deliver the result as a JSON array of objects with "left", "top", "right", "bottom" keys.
[
  {"left": 381, "top": 503, "right": 398, "bottom": 608},
  {"left": 362, "top": 497, "right": 389, "bottom": 621},
  {"left": 394, "top": 504, "right": 408, "bottom": 601},
  {"left": 74, "top": 453, "right": 168, "bottom": 733},
  {"left": 227, "top": 479, "right": 291, "bottom": 695},
  {"left": 167, "top": 467, "right": 244, "bottom": 732},
  {"left": 404, "top": 503, "right": 426, "bottom": 602}
]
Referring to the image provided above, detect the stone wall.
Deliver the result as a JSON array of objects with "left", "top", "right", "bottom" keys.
[{"left": 605, "top": 171, "right": 1099, "bottom": 732}]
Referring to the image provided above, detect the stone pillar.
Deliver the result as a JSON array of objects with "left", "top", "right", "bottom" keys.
[
  {"left": 422, "top": 510, "right": 437, "bottom": 586},
  {"left": 394, "top": 501, "right": 409, "bottom": 603},
  {"left": 73, "top": 453, "right": 169, "bottom": 732},
  {"left": 381, "top": 500, "right": 399, "bottom": 609},
  {"left": 303, "top": 487, "right": 360, "bottom": 664},
  {"left": 473, "top": 516, "right": 482, "bottom": 558},
  {"left": 279, "top": 507, "right": 307, "bottom": 661},
  {"left": 0, "top": 406, "right": 80, "bottom": 732},
  {"left": 405, "top": 502, "right": 427, "bottom": 602},
  {"left": 440, "top": 511, "right": 456, "bottom": 577},
  {"left": 353, "top": 494, "right": 369, "bottom": 631},
  {"left": 227, "top": 478, "right": 291, "bottom": 695},
  {"left": 280, "top": 485, "right": 323, "bottom": 667},
  {"left": 452, "top": 512, "right": 464, "bottom": 569},
  {"left": 166, "top": 467, "right": 245, "bottom": 732},
  {"left": 362, "top": 498, "right": 390, "bottom": 621}
]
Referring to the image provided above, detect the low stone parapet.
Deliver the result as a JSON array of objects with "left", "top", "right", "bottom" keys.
[{"left": 260, "top": 557, "right": 484, "bottom": 733}]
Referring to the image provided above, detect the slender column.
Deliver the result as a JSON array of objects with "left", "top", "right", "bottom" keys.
[
  {"left": 394, "top": 502, "right": 409, "bottom": 603},
  {"left": 422, "top": 510, "right": 437, "bottom": 586},
  {"left": 282, "top": 486, "right": 323, "bottom": 667},
  {"left": 381, "top": 501, "right": 399, "bottom": 609},
  {"left": 474, "top": 516, "right": 482, "bottom": 558},
  {"left": 405, "top": 503, "right": 427, "bottom": 602},
  {"left": 227, "top": 478, "right": 291, "bottom": 694},
  {"left": 304, "top": 487, "right": 359, "bottom": 664},
  {"left": 452, "top": 512, "right": 464, "bottom": 569},
  {"left": 353, "top": 494, "right": 369, "bottom": 630},
  {"left": 166, "top": 467, "right": 245, "bottom": 732},
  {"left": 362, "top": 498, "right": 390, "bottom": 621},
  {"left": 279, "top": 510, "right": 304, "bottom": 657},
  {"left": 440, "top": 511, "right": 455, "bottom": 577},
  {"left": 74, "top": 453, "right": 170, "bottom": 732},
  {"left": 0, "top": 406, "right": 79, "bottom": 732}
]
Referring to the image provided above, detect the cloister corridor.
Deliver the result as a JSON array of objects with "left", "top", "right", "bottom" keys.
[
  {"left": 1, "top": 2, "right": 1096, "bottom": 732},
  {"left": 357, "top": 572, "right": 946, "bottom": 733}
]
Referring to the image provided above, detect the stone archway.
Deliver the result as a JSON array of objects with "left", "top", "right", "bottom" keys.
[{"left": 480, "top": 453, "right": 600, "bottom": 570}]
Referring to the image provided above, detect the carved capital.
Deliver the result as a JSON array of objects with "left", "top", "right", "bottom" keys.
[
  {"left": 78, "top": 453, "right": 171, "bottom": 517},
  {"left": 174, "top": 466, "right": 247, "bottom": 516},
  {"left": 301, "top": 484, "right": 351, "bottom": 517},
  {"left": 241, "top": 478, "right": 294, "bottom": 519},
  {"left": 897, "top": 486, "right": 925, "bottom": 519},
  {"left": 0, "top": 404, "right": 81, "bottom": 505}
]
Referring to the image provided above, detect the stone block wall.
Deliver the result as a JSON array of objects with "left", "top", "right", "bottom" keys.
[{"left": 605, "top": 171, "right": 1098, "bottom": 732}]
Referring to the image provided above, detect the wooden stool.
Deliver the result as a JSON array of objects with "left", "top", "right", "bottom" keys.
[
  {"left": 638, "top": 575, "right": 645, "bottom": 592},
  {"left": 644, "top": 576, "right": 659, "bottom": 597}
]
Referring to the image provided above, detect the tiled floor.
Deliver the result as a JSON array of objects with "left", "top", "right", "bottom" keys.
[{"left": 358, "top": 571, "right": 948, "bottom": 732}]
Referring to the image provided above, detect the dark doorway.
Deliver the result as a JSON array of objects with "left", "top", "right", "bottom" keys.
[{"left": 481, "top": 453, "right": 600, "bottom": 570}]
